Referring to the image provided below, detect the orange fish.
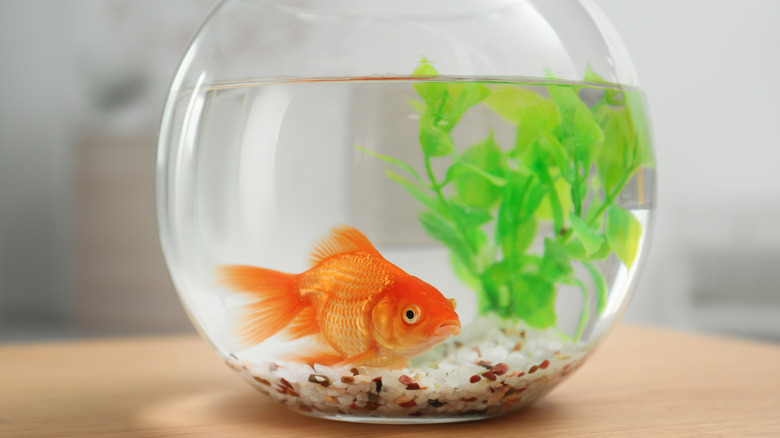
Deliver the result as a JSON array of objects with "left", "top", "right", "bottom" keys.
[{"left": 218, "top": 225, "right": 461, "bottom": 368}]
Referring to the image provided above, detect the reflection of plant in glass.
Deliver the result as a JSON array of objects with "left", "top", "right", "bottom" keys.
[{"left": 358, "top": 60, "right": 653, "bottom": 340}]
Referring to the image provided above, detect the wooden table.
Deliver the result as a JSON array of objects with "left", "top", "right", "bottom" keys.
[{"left": 2, "top": 324, "right": 779, "bottom": 437}]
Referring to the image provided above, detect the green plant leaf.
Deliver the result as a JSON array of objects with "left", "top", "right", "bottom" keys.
[
  {"left": 386, "top": 170, "right": 446, "bottom": 217},
  {"left": 539, "top": 130, "right": 574, "bottom": 182},
  {"left": 484, "top": 86, "right": 560, "bottom": 156},
  {"left": 412, "top": 58, "right": 439, "bottom": 76},
  {"left": 502, "top": 169, "right": 547, "bottom": 221},
  {"left": 540, "top": 238, "right": 573, "bottom": 281},
  {"left": 437, "top": 83, "right": 491, "bottom": 133},
  {"left": 535, "top": 173, "right": 573, "bottom": 223},
  {"left": 499, "top": 216, "right": 537, "bottom": 261},
  {"left": 451, "top": 133, "right": 506, "bottom": 208},
  {"left": 450, "top": 200, "right": 493, "bottom": 229},
  {"left": 624, "top": 90, "right": 654, "bottom": 168},
  {"left": 446, "top": 161, "right": 507, "bottom": 187},
  {"left": 407, "top": 98, "right": 427, "bottom": 114},
  {"left": 548, "top": 84, "right": 603, "bottom": 173},
  {"left": 594, "top": 105, "right": 632, "bottom": 193},
  {"left": 418, "top": 210, "right": 470, "bottom": 262},
  {"left": 605, "top": 205, "right": 642, "bottom": 268},
  {"left": 588, "top": 238, "right": 612, "bottom": 261},
  {"left": 569, "top": 213, "right": 605, "bottom": 255},
  {"left": 511, "top": 274, "right": 556, "bottom": 328},
  {"left": 564, "top": 238, "right": 587, "bottom": 260},
  {"left": 572, "top": 104, "right": 604, "bottom": 166},
  {"left": 419, "top": 111, "right": 455, "bottom": 157},
  {"left": 353, "top": 145, "right": 425, "bottom": 185}
]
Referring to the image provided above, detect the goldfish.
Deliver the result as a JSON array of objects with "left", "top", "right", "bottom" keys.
[{"left": 218, "top": 225, "right": 461, "bottom": 368}]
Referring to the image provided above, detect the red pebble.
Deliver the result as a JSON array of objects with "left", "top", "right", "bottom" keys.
[
  {"left": 491, "top": 363, "right": 509, "bottom": 376},
  {"left": 461, "top": 397, "right": 478, "bottom": 402},
  {"left": 280, "top": 378, "right": 294, "bottom": 389},
  {"left": 349, "top": 403, "right": 360, "bottom": 410},
  {"left": 539, "top": 359, "right": 550, "bottom": 369},
  {"left": 469, "top": 375, "right": 482, "bottom": 383},
  {"left": 399, "top": 400, "right": 417, "bottom": 408},
  {"left": 482, "top": 371, "right": 497, "bottom": 381},
  {"left": 405, "top": 383, "right": 421, "bottom": 390},
  {"left": 398, "top": 375, "right": 414, "bottom": 385}
]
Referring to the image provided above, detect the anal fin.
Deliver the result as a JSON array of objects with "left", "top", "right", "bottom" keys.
[{"left": 280, "top": 341, "right": 344, "bottom": 368}]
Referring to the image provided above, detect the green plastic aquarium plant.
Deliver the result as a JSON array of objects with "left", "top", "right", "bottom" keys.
[{"left": 358, "top": 60, "right": 653, "bottom": 340}]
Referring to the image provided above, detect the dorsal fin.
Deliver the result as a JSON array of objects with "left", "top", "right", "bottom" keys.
[{"left": 308, "top": 225, "right": 381, "bottom": 267}]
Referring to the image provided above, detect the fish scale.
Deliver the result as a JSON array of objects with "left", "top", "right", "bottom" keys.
[{"left": 300, "top": 252, "right": 396, "bottom": 358}]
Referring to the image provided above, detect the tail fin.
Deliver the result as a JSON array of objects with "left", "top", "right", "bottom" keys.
[{"left": 217, "top": 265, "right": 303, "bottom": 347}]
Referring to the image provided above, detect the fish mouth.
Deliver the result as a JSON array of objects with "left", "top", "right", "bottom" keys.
[{"left": 434, "top": 320, "right": 461, "bottom": 337}]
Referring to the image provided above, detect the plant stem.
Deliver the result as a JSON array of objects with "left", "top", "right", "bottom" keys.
[{"left": 587, "top": 167, "right": 636, "bottom": 228}]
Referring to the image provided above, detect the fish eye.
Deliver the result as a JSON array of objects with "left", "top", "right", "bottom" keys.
[{"left": 402, "top": 305, "right": 420, "bottom": 324}]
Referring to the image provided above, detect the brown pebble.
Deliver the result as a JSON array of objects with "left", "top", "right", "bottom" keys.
[
  {"left": 398, "top": 375, "right": 414, "bottom": 385},
  {"left": 477, "top": 360, "right": 493, "bottom": 369},
  {"left": 405, "top": 383, "right": 421, "bottom": 390},
  {"left": 520, "top": 330, "right": 526, "bottom": 339},
  {"left": 365, "top": 401, "right": 380, "bottom": 411},
  {"left": 482, "top": 371, "right": 497, "bottom": 381},
  {"left": 253, "top": 376, "right": 271, "bottom": 386},
  {"left": 469, "top": 375, "right": 482, "bottom": 383},
  {"left": 350, "top": 367, "right": 360, "bottom": 376},
  {"left": 277, "top": 387, "right": 299, "bottom": 397},
  {"left": 461, "top": 397, "right": 478, "bottom": 402},
  {"left": 308, "top": 374, "right": 330, "bottom": 387},
  {"left": 491, "top": 363, "right": 509, "bottom": 376},
  {"left": 454, "top": 341, "right": 463, "bottom": 349},
  {"left": 324, "top": 396, "right": 335, "bottom": 403},
  {"left": 539, "top": 359, "right": 551, "bottom": 369},
  {"left": 280, "top": 378, "right": 294, "bottom": 389},
  {"left": 512, "top": 341, "right": 523, "bottom": 352},
  {"left": 427, "top": 399, "right": 444, "bottom": 407},
  {"left": 340, "top": 376, "right": 355, "bottom": 384},
  {"left": 518, "top": 372, "right": 526, "bottom": 377},
  {"left": 368, "top": 392, "right": 379, "bottom": 403}
]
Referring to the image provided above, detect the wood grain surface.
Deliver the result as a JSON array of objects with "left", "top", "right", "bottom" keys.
[{"left": 1, "top": 324, "right": 779, "bottom": 437}]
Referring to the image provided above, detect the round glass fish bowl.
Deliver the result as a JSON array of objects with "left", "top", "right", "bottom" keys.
[{"left": 156, "top": 0, "right": 655, "bottom": 424}]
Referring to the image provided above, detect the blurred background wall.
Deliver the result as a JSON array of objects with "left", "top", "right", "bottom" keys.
[{"left": 0, "top": 0, "right": 778, "bottom": 343}]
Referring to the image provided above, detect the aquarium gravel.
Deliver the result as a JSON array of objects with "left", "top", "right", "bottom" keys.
[{"left": 225, "top": 316, "right": 589, "bottom": 420}]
